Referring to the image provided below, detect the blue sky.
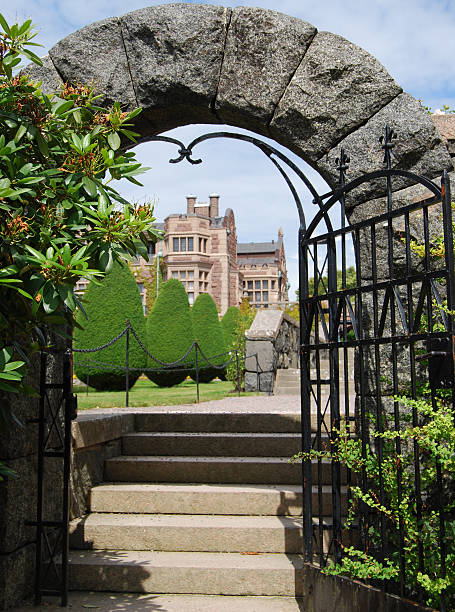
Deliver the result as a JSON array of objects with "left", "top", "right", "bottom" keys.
[{"left": 6, "top": 0, "right": 455, "bottom": 298}]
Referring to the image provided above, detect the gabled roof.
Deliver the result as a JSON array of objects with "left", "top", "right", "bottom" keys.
[{"left": 237, "top": 241, "right": 279, "bottom": 254}]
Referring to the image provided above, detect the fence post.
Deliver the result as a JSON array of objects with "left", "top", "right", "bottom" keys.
[
  {"left": 256, "top": 354, "right": 260, "bottom": 392},
  {"left": 125, "top": 323, "right": 130, "bottom": 408},
  {"left": 195, "top": 343, "right": 200, "bottom": 404},
  {"left": 86, "top": 358, "right": 90, "bottom": 396},
  {"left": 235, "top": 350, "right": 240, "bottom": 397}
]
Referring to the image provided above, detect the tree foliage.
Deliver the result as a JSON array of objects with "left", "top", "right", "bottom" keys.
[
  {"left": 145, "top": 279, "right": 194, "bottom": 387},
  {"left": 226, "top": 298, "right": 256, "bottom": 391},
  {"left": 74, "top": 261, "right": 146, "bottom": 390},
  {"left": 0, "top": 14, "right": 160, "bottom": 476},
  {"left": 191, "top": 293, "right": 227, "bottom": 383}
]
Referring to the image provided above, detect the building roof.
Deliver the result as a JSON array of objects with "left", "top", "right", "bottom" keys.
[
  {"left": 153, "top": 222, "right": 165, "bottom": 231},
  {"left": 238, "top": 256, "right": 277, "bottom": 267},
  {"left": 237, "top": 241, "right": 280, "bottom": 254}
]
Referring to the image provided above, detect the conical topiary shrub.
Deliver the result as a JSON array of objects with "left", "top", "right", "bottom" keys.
[
  {"left": 74, "top": 261, "right": 146, "bottom": 390},
  {"left": 145, "top": 278, "right": 195, "bottom": 387},
  {"left": 191, "top": 293, "right": 227, "bottom": 383}
]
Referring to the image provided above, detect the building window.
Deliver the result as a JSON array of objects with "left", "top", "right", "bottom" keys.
[
  {"left": 180, "top": 237, "right": 186, "bottom": 251},
  {"left": 173, "top": 238, "right": 179, "bottom": 252},
  {"left": 271, "top": 280, "right": 276, "bottom": 290},
  {"left": 262, "top": 280, "right": 268, "bottom": 289},
  {"left": 255, "top": 280, "right": 261, "bottom": 289},
  {"left": 137, "top": 283, "right": 144, "bottom": 294},
  {"left": 180, "top": 271, "right": 186, "bottom": 279},
  {"left": 188, "top": 292, "right": 194, "bottom": 305},
  {"left": 148, "top": 241, "right": 156, "bottom": 256},
  {"left": 172, "top": 271, "right": 178, "bottom": 278},
  {"left": 188, "top": 237, "right": 194, "bottom": 251},
  {"left": 262, "top": 291, "right": 268, "bottom": 302},
  {"left": 255, "top": 291, "right": 261, "bottom": 302},
  {"left": 247, "top": 280, "right": 253, "bottom": 290},
  {"left": 247, "top": 291, "right": 253, "bottom": 300},
  {"left": 188, "top": 281, "right": 194, "bottom": 290},
  {"left": 188, "top": 270, "right": 194, "bottom": 279}
]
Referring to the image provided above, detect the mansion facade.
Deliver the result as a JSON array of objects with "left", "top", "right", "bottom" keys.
[{"left": 131, "top": 194, "right": 289, "bottom": 315}]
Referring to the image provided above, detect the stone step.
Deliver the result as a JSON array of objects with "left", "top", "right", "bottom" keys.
[
  {"left": 122, "top": 432, "right": 303, "bottom": 457},
  {"left": 274, "top": 386, "right": 300, "bottom": 395},
  {"left": 104, "top": 456, "right": 344, "bottom": 485},
  {"left": 133, "top": 410, "right": 352, "bottom": 434},
  {"left": 68, "top": 550, "right": 304, "bottom": 596},
  {"left": 90, "top": 483, "right": 345, "bottom": 516},
  {"left": 134, "top": 411, "right": 302, "bottom": 433},
  {"left": 42, "top": 591, "right": 305, "bottom": 611},
  {"left": 69, "top": 513, "right": 304, "bottom": 553}
]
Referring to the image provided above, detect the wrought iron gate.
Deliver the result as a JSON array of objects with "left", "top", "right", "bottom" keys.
[
  {"left": 299, "top": 127, "right": 454, "bottom": 610},
  {"left": 151, "top": 126, "right": 454, "bottom": 608}
]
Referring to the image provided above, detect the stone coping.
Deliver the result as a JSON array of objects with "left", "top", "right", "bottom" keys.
[{"left": 246, "top": 310, "right": 299, "bottom": 341}]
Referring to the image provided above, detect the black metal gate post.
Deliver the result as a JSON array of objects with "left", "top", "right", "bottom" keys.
[{"left": 30, "top": 344, "right": 77, "bottom": 607}]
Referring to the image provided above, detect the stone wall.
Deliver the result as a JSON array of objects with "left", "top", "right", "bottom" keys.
[
  {"left": 244, "top": 310, "right": 299, "bottom": 393},
  {"left": 71, "top": 412, "right": 135, "bottom": 519}
]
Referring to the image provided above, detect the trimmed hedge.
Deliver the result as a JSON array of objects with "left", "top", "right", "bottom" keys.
[
  {"left": 146, "top": 278, "right": 195, "bottom": 387},
  {"left": 74, "top": 261, "right": 146, "bottom": 390},
  {"left": 191, "top": 293, "right": 227, "bottom": 383}
]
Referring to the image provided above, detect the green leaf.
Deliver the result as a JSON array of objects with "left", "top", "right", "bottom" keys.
[
  {"left": 0, "top": 13, "right": 12, "bottom": 36},
  {"left": 82, "top": 176, "right": 97, "bottom": 198},
  {"left": 107, "top": 132, "right": 121, "bottom": 151},
  {"left": 21, "top": 49, "right": 43, "bottom": 66},
  {"left": 17, "top": 18, "right": 32, "bottom": 36},
  {"left": 98, "top": 245, "right": 114, "bottom": 272},
  {"left": 41, "top": 281, "right": 61, "bottom": 314},
  {"left": 52, "top": 99, "right": 74, "bottom": 115},
  {"left": 14, "top": 124, "right": 27, "bottom": 143},
  {"left": 36, "top": 132, "right": 49, "bottom": 157}
]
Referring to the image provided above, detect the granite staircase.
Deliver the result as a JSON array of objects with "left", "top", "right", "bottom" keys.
[{"left": 68, "top": 408, "right": 346, "bottom": 600}]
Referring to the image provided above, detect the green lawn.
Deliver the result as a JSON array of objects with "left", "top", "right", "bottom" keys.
[{"left": 74, "top": 377, "right": 258, "bottom": 410}]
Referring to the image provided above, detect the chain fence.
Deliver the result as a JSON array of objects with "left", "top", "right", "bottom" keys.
[{"left": 72, "top": 320, "right": 240, "bottom": 405}]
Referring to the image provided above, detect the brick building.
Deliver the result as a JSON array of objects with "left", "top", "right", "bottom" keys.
[{"left": 83, "top": 194, "right": 289, "bottom": 315}]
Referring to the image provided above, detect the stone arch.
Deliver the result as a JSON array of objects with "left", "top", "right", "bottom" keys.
[{"left": 26, "top": 3, "right": 452, "bottom": 203}]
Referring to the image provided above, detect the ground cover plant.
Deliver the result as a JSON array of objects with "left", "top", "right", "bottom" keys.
[
  {"left": 0, "top": 14, "right": 160, "bottom": 477},
  {"left": 292, "top": 391, "right": 455, "bottom": 610},
  {"left": 74, "top": 261, "right": 146, "bottom": 390}
]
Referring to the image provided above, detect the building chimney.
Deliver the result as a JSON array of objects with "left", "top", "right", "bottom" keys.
[
  {"left": 209, "top": 194, "right": 219, "bottom": 218},
  {"left": 186, "top": 195, "right": 196, "bottom": 214}
]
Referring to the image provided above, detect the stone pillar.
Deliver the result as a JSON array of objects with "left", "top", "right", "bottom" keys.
[{"left": 244, "top": 310, "right": 299, "bottom": 393}]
